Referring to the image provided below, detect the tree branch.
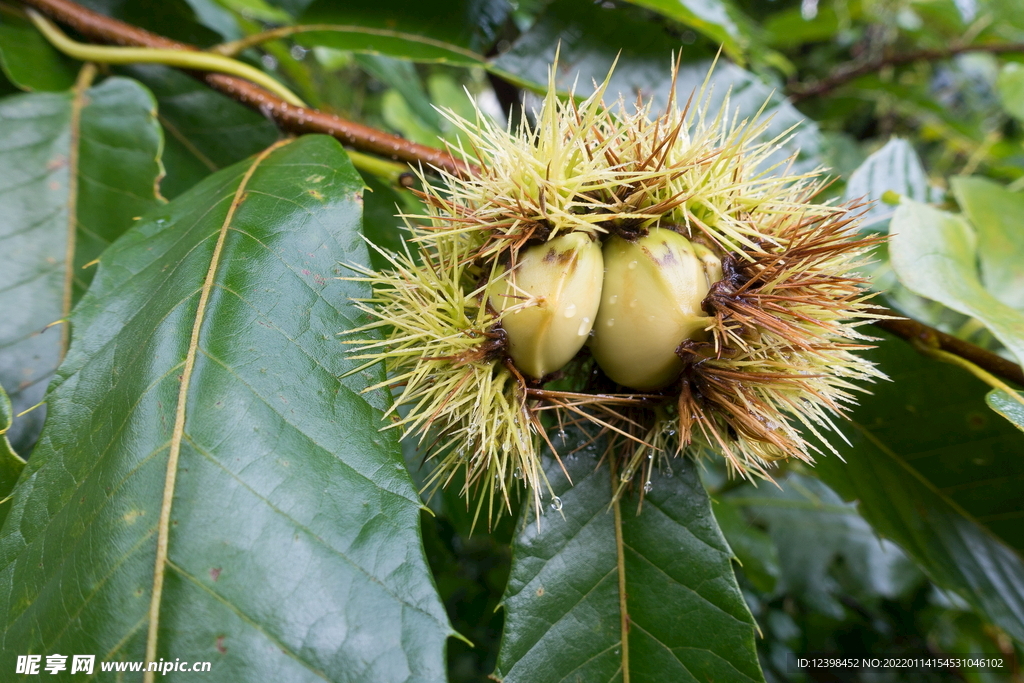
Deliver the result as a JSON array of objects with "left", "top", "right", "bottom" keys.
[
  {"left": 18, "top": 0, "right": 473, "bottom": 178},
  {"left": 871, "top": 310, "right": 1024, "bottom": 386},
  {"left": 788, "top": 42, "right": 1024, "bottom": 102},
  {"left": 15, "top": 0, "right": 1024, "bottom": 388}
]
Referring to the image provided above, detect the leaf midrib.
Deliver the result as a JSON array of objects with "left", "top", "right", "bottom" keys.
[
  {"left": 142, "top": 139, "right": 292, "bottom": 679},
  {"left": 611, "top": 461, "right": 630, "bottom": 683},
  {"left": 852, "top": 418, "right": 1024, "bottom": 563},
  {"left": 265, "top": 23, "right": 485, "bottom": 62},
  {"left": 60, "top": 64, "right": 96, "bottom": 358}
]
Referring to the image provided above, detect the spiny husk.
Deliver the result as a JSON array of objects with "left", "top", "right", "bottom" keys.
[
  {"left": 410, "top": 58, "right": 829, "bottom": 266},
  {"left": 588, "top": 204, "right": 886, "bottom": 491},
  {"left": 344, "top": 58, "right": 887, "bottom": 521},
  {"left": 343, "top": 232, "right": 553, "bottom": 523}
]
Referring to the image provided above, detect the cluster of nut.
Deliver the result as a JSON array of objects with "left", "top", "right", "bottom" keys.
[
  {"left": 494, "top": 228, "right": 722, "bottom": 391},
  {"left": 347, "top": 62, "right": 883, "bottom": 520}
]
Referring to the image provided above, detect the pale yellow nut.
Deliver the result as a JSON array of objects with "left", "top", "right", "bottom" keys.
[
  {"left": 590, "top": 229, "right": 720, "bottom": 390},
  {"left": 492, "top": 232, "right": 604, "bottom": 379}
]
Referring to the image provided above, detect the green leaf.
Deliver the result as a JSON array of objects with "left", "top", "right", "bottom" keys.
[
  {"left": 843, "top": 138, "right": 942, "bottom": 231},
  {"left": 77, "top": 0, "right": 224, "bottom": 46},
  {"left": 763, "top": 4, "right": 854, "bottom": 49},
  {"left": 494, "top": 445, "right": 764, "bottom": 682},
  {"left": 889, "top": 199, "right": 1024, "bottom": 366},
  {"left": 0, "top": 383, "right": 26, "bottom": 531},
  {"left": 0, "top": 76, "right": 163, "bottom": 455},
  {"left": 295, "top": 0, "right": 506, "bottom": 65},
  {"left": 0, "top": 13, "right": 78, "bottom": 92},
  {"left": 618, "top": 0, "right": 747, "bottom": 59},
  {"left": 727, "top": 474, "right": 920, "bottom": 618},
  {"left": 0, "top": 58, "right": 17, "bottom": 97},
  {"left": 951, "top": 176, "right": 1024, "bottom": 311},
  {"left": 997, "top": 62, "right": 1024, "bottom": 122},
  {"left": 214, "top": 0, "right": 292, "bottom": 23},
  {"left": 122, "top": 64, "right": 281, "bottom": 199},
  {"left": 711, "top": 498, "right": 779, "bottom": 594},
  {"left": 0, "top": 135, "right": 453, "bottom": 678},
  {"left": 356, "top": 53, "right": 440, "bottom": 130},
  {"left": 361, "top": 172, "right": 416, "bottom": 271},
  {"left": 810, "top": 333, "right": 1024, "bottom": 643},
  {"left": 262, "top": 0, "right": 316, "bottom": 18},
  {"left": 986, "top": 389, "right": 1024, "bottom": 433},
  {"left": 180, "top": 0, "right": 244, "bottom": 41},
  {"left": 490, "top": 0, "right": 821, "bottom": 172}
]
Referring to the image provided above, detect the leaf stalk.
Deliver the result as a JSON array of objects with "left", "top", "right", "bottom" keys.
[{"left": 26, "top": 9, "right": 308, "bottom": 107}]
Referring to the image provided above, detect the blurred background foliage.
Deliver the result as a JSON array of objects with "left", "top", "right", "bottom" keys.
[{"left": 4, "top": 0, "right": 1024, "bottom": 680}]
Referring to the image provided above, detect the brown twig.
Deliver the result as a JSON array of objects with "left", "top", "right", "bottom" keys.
[
  {"left": 16, "top": 0, "right": 1024, "bottom": 388},
  {"left": 871, "top": 309, "right": 1024, "bottom": 386},
  {"left": 788, "top": 42, "right": 1024, "bottom": 102},
  {"left": 18, "top": 0, "right": 473, "bottom": 178}
]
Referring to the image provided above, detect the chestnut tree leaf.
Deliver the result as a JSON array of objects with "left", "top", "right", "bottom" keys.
[
  {"left": 0, "top": 12, "right": 77, "bottom": 92},
  {"left": 0, "top": 383, "right": 26, "bottom": 530},
  {"left": 950, "top": 176, "right": 1024, "bottom": 311},
  {"left": 617, "top": 0, "right": 748, "bottom": 60},
  {"left": 0, "top": 135, "right": 453, "bottom": 679},
  {"left": 810, "top": 333, "right": 1024, "bottom": 643},
  {"left": 494, "top": 443, "right": 764, "bottom": 682},
  {"left": 889, "top": 199, "right": 1024, "bottom": 366},
  {"left": 986, "top": 390, "right": 1024, "bottom": 433},
  {"left": 490, "top": 0, "right": 820, "bottom": 173},
  {"left": 294, "top": 0, "right": 508, "bottom": 65},
  {"left": 726, "top": 474, "right": 920, "bottom": 618},
  {"left": 119, "top": 65, "right": 281, "bottom": 199},
  {"left": 711, "top": 497, "right": 779, "bottom": 595},
  {"left": 843, "top": 138, "right": 942, "bottom": 231},
  {"left": 76, "top": 0, "right": 223, "bottom": 46},
  {"left": 0, "top": 75, "right": 163, "bottom": 456},
  {"left": 997, "top": 62, "right": 1024, "bottom": 122}
]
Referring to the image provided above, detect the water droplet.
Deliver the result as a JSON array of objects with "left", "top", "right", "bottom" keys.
[
  {"left": 620, "top": 468, "right": 634, "bottom": 482},
  {"left": 556, "top": 429, "right": 567, "bottom": 442},
  {"left": 290, "top": 45, "right": 308, "bottom": 60},
  {"left": 606, "top": 318, "right": 615, "bottom": 327},
  {"left": 664, "top": 467, "right": 674, "bottom": 478},
  {"left": 627, "top": 260, "right": 638, "bottom": 270},
  {"left": 563, "top": 303, "right": 577, "bottom": 318},
  {"left": 513, "top": 467, "right": 524, "bottom": 479},
  {"left": 550, "top": 496, "right": 563, "bottom": 512},
  {"left": 647, "top": 449, "right": 655, "bottom": 460},
  {"left": 577, "top": 317, "right": 591, "bottom": 336},
  {"left": 643, "top": 481, "right": 653, "bottom": 493},
  {"left": 629, "top": 299, "right": 638, "bottom": 308},
  {"left": 608, "top": 294, "right": 618, "bottom": 305}
]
